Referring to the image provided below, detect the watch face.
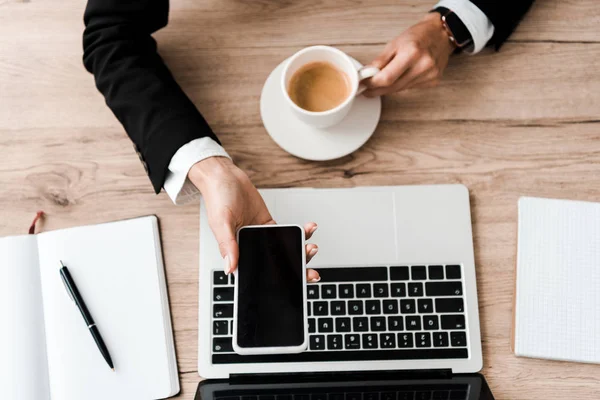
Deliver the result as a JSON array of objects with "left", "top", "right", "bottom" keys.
[{"left": 443, "top": 12, "right": 473, "bottom": 48}]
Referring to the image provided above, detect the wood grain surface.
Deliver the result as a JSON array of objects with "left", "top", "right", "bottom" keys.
[{"left": 1, "top": 0, "right": 600, "bottom": 398}]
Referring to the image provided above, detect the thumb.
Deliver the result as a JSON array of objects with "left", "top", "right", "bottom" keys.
[{"left": 212, "top": 217, "right": 239, "bottom": 275}]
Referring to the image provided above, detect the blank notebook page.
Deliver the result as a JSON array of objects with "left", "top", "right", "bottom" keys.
[
  {"left": 36, "top": 216, "right": 178, "bottom": 399},
  {"left": 515, "top": 197, "right": 600, "bottom": 363}
]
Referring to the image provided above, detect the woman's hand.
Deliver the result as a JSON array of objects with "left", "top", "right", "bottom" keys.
[
  {"left": 189, "top": 157, "right": 320, "bottom": 282},
  {"left": 364, "top": 12, "right": 455, "bottom": 97}
]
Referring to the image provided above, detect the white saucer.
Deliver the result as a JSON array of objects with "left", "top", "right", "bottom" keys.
[{"left": 260, "top": 57, "right": 382, "bottom": 161}]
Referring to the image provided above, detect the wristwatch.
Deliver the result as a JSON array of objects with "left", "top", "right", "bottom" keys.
[{"left": 432, "top": 6, "right": 473, "bottom": 49}]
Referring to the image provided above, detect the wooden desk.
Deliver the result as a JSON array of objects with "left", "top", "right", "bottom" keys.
[{"left": 1, "top": 0, "right": 599, "bottom": 398}]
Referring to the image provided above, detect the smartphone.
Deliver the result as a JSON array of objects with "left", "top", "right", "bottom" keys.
[{"left": 232, "top": 224, "right": 308, "bottom": 355}]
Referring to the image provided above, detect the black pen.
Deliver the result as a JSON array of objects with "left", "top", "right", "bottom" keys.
[{"left": 59, "top": 261, "right": 115, "bottom": 371}]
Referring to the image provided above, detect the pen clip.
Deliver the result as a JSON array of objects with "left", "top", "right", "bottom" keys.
[{"left": 59, "top": 261, "right": 75, "bottom": 304}]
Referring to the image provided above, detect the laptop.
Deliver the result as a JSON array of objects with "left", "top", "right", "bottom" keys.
[{"left": 197, "top": 185, "right": 493, "bottom": 398}]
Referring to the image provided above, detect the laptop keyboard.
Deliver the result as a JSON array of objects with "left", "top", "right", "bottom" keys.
[
  {"left": 211, "top": 384, "right": 469, "bottom": 400},
  {"left": 211, "top": 265, "right": 468, "bottom": 364}
]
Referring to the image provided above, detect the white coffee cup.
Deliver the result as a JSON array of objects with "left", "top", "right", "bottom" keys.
[{"left": 281, "top": 45, "right": 380, "bottom": 128}]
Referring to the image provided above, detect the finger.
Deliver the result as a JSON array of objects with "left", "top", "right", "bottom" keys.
[
  {"left": 306, "top": 243, "right": 318, "bottom": 263},
  {"left": 363, "top": 67, "right": 415, "bottom": 97},
  {"left": 368, "top": 49, "right": 418, "bottom": 90},
  {"left": 307, "top": 268, "right": 321, "bottom": 283},
  {"left": 211, "top": 215, "right": 239, "bottom": 275},
  {"left": 368, "top": 44, "right": 395, "bottom": 71},
  {"left": 304, "top": 222, "right": 318, "bottom": 240}
]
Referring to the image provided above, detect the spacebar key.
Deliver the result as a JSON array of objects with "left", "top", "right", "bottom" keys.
[{"left": 317, "top": 267, "right": 388, "bottom": 282}]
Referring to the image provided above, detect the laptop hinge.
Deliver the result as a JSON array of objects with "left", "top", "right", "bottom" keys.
[{"left": 230, "top": 369, "right": 452, "bottom": 384}]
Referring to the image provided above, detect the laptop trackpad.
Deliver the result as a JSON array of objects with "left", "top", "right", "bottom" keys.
[{"left": 272, "top": 190, "right": 396, "bottom": 267}]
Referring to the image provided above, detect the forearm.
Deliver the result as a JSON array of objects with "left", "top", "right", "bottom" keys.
[{"left": 82, "top": 0, "right": 219, "bottom": 193}]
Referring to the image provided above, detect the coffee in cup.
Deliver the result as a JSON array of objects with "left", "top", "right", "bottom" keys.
[
  {"left": 281, "top": 46, "right": 380, "bottom": 128},
  {"left": 287, "top": 61, "right": 351, "bottom": 112}
]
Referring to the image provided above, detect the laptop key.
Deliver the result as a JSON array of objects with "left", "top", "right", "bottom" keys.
[
  {"left": 356, "top": 283, "right": 372, "bottom": 298},
  {"left": 339, "top": 284, "right": 354, "bottom": 298},
  {"left": 441, "top": 314, "right": 466, "bottom": 330},
  {"left": 429, "top": 265, "right": 444, "bottom": 280},
  {"left": 318, "top": 318, "right": 334, "bottom": 333},
  {"left": 366, "top": 300, "right": 381, "bottom": 314},
  {"left": 213, "top": 304, "right": 233, "bottom": 318},
  {"left": 214, "top": 287, "right": 234, "bottom": 302},
  {"left": 398, "top": 333, "right": 414, "bottom": 348},
  {"left": 348, "top": 300, "right": 364, "bottom": 315},
  {"left": 418, "top": 298, "right": 434, "bottom": 313},
  {"left": 318, "top": 267, "right": 387, "bottom": 282},
  {"left": 370, "top": 316, "right": 386, "bottom": 331},
  {"left": 390, "top": 266, "right": 410, "bottom": 280},
  {"left": 213, "top": 271, "right": 228, "bottom": 285},
  {"left": 373, "top": 283, "right": 389, "bottom": 297},
  {"left": 321, "top": 284, "right": 336, "bottom": 299},
  {"left": 353, "top": 317, "right": 369, "bottom": 332},
  {"left": 310, "top": 335, "right": 325, "bottom": 350},
  {"left": 415, "top": 391, "right": 430, "bottom": 400},
  {"left": 364, "top": 393, "right": 379, "bottom": 400},
  {"left": 381, "top": 393, "right": 396, "bottom": 400},
  {"left": 398, "top": 393, "right": 414, "bottom": 400},
  {"left": 433, "top": 332, "right": 449, "bottom": 347},
  {"left": 388, "top": 316, "right": 404, "bottom": 331},
  {"left": 362, "top": 333, "right": 378, "bottom": 349},
  {"left": 391, "top": 282, "right": 406, "bottom": 297},
  {"left": 411, "top": 266, "right": 427, "bottom": 280},
  {"left": 400, "top": 299, "right": 416, "bottom": 314},
  {"left": 406, "top": 316, "right": 421, "bottom": 331},
  {"left": 424, "top": 315, "right": 439, "bottom": 330},
  {"left": 435, "top": 298, "right": 464, "bottom": 313},
  {"left": 432, "top": 392, "right": 449, "bottom": 400},
  {"left": 380, "top": 333, "right": 396, "bottom": 348},
  {"left": 383, "top": 299, "right": 399, "bottom": 314},
  {"left": 213, "top": 320, "right": 228, "bottom": 335},
  {"left": 450, "top": 331, "right": 467, "bottom": 347},
  {"left": 329, "top": 394, "right": 344, "bottom": 400},
  {"left": 346, "top": 393, "right": 362, "bottom": 400},
  {"left": 308, "top": 318, "right": 316, "bottom": 333},
  {"left": 335, "top": 317, "right": 351, "bottom": 332},
  {"left": 344, "top": 334, "right": 360, "bottom": 349},
  {"left": 408, "top": 282, "right": 424, "bottom": 297},
  {"left": 313, "top": 301, "right": 329, "bottom": 316},
  {"left": 416, "top": 332, "right": 431, "bottom": 347},
  {"left": 446, "top": 265, "right": 461, "bottom": 279},
  {"left": 426, "top": 282, "right": 463, "bottom": 297},
  {"left": 307, "top": 286, "right": 319, "bottom": 299},
  {"left": 327, "top": 334, "right": 343, "bottom": 350},
  {"left": 331, "top": 301, "right": 346, "bottom": 315},
  {"left": 213, "top": 337, "right": 232, "bottom": 352}
]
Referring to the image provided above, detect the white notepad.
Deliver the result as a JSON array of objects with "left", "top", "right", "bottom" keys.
[
  {"left": 513, "top": 197, "right": 600, "bottom": 364},
  {"left": 0, "top": 216, "right": 179, "bottom": 400}
]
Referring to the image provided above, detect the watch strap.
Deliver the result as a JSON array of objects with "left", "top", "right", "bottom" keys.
[{"left": 432, "top": 6, "right": 473, "bottom": 49}]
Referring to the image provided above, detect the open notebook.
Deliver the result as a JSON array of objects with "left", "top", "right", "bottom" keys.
[
  {"left": 0, "top": 216, "right": 179, "bottom": 400},
  {"left": 513, "top": 197, "right": 600, "bottom": 364}
]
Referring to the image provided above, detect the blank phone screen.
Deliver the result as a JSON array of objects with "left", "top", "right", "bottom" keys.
[{"left": 236, "top": 226, "right": 305, "bottom": 348}]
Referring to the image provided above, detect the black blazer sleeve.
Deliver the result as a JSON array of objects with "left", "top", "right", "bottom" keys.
[
  {"left": 82, "top": 0, "right": 220, "bottom": 194},
  {"left": 470, "top": 0, "right": 536, "bottom": 50}
]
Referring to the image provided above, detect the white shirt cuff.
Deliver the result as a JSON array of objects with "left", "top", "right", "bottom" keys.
[
  {"left": 163, "top": 137, "right": 231, "bottom": 205},
  {"left": 434, "top": 0, "right": 495, "bottom": 54}
]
